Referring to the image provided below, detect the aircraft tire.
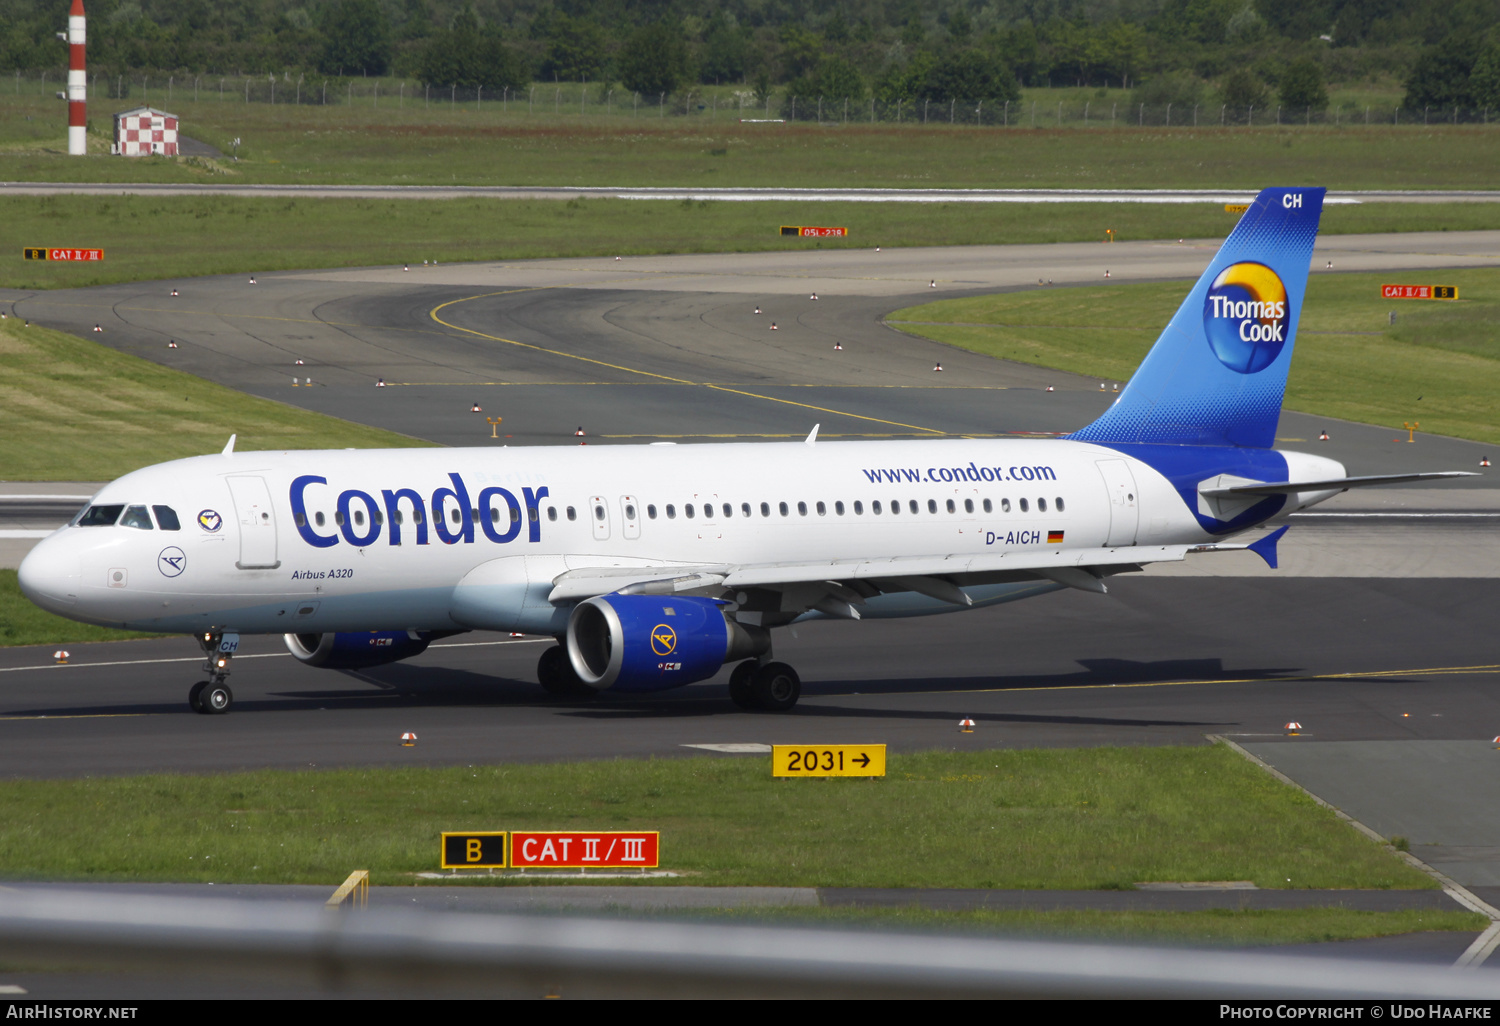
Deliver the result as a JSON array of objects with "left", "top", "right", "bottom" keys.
[
  {"left": 750, "top": 662, "right": 800, "bottom": 712},
  {"left": 188, "top": 680, "right": 208, "bottom": 714},
  {"left": 728, "top": 660, "right": 758, "bottom": 710},
  {"left": 538, "top": 644, "right": 596, "bottom": 699},
  {"left": 201, "top": 683, "right": 233, "bottom": 715}
]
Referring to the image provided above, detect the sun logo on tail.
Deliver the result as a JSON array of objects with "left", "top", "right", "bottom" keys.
[{"left": 1203, "top": 262, "right": 1290, "bottom": 374}]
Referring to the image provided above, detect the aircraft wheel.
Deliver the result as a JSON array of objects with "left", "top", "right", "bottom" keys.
[
  {"left": 728, "top": 660, "right": 758, "bottom": 710},
  {"left": 750, "top": 662, "right": 801, "bottom": 712},
  {"left": 201, "top": 682, "right": 233, "bottom": 715},
  {"left": 188, "top": 680, "right": 209, "bottom": 714},
  {"left": 538, "top": 644, "right": 596, "bottom": 699}
]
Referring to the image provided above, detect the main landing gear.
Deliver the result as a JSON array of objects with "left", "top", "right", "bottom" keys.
[
  {"left": 189, "top": 632, "right": 236, "bottom": 714},
  {"left": 537, "top": 644, "right": 598, "bottom": 699},
  {"left": 728, "top": 659, "right": 801, "bottom": 712}
]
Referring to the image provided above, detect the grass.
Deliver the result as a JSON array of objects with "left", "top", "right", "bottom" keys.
[
  {"left": 0, "top": 746, "right": 1433, "bottom": 891},
  {"left": 0, "top": 317, "right": 431, "bottom": 481},
  {"left": 891, "top": 267, "right": 1500, "bottom": 444},
  {"left": 5, "top": 91, "right": 1500, "bottom": 189},
  {"left": 0, "top": 569, "right": 161, "bottom": 647},
  {"left": 706, "top": 906, "right": 1486, "bottom": 946},
  {"left": 5, "top": 194, "right": 1500, "bottom": 291}
]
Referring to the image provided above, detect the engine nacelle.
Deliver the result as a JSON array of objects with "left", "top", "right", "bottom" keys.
[
  {"left": 566, "top": 594, "right": 768, "bottom": 692},
  {"left": 284, "top": 630, "right": 447, "bottom": 669}
]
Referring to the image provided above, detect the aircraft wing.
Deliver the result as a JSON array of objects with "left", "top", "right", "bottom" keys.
[{"left": 545, "top": 541, "right": 1267, "bottom": 610}]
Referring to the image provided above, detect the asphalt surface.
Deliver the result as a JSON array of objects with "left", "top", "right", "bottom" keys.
[{"left": 2, "top": 238, "right": 1499, "bottom": 990}]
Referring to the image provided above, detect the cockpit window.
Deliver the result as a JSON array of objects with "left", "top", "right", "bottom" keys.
[
  {"left": 120, "top": 505, "right": 154, "bottom": 530},
  {"left": 153, "top": 505, "right": 181, "bottom": 531},
  {"left": 77, "top": 504, "right": 124, "bottom": 527}
]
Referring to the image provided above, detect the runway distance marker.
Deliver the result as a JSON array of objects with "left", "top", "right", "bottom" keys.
[
  {"left": 773, "top": 744, "right": 886, "bottom": 777},
  {"left": 1224, "top": 205, "right": 1250, "bottom": 214},
  {"left": 441, "top": 831, "right": 507, "bottom": 869},
  {"left": 23, "top": 248, "right": 104, "bottom": 261},
  {"left": 1382, "top": 284, "right": 1458, "bottom": 300},
  {"left": 511, "top": 831, "right": 659, "bottom": 869},
  {"left": 780, "top": 225, "right": 848, "bottom": 238}
]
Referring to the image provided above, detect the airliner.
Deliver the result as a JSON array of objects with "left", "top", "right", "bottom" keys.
[{"left": 17, "top": 188, "right": 1469, "bottom": 714}]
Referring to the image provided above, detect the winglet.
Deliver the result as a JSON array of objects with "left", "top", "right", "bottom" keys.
[
  {"left": 804, "top": 423, "right": 819, "bottom": 446},
  {"left": 222, "top": 433, "right": 237, "bottom": 456},
  {"left": 1247, "top": 525, "right": 1289, "bottom": 569}
]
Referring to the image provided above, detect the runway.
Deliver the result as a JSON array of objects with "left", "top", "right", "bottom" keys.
[{"left": 3, "top": 236, "right": 1500, "bottom": 969}]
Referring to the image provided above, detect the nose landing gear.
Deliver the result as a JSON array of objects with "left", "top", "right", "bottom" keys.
[{"left": 190, "top": 632, "right": 237, "bottom": 714}]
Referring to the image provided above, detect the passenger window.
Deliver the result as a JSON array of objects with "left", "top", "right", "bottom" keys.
[
  {"left": 872, "top": 500, "right": 882, "bottom": 514},
  {"left": 1038, "top": 498, "right": 1047, "bottom": 513},
  {"left": 816, "top": 501, "right": 826, "bottom": 516},
  {"left": 853, "top": 500, "right": 863, "bottom": 515},
  {"left": 567, "top": 506, "right": 577, "bottom": 521},
  {"left": 741, "top": 502, "right": 751, "bottom": 517},
  {"left": 548, "top": 507, "right": 558, "bottom": 521},
  {"left": 315, "top": 511, "right": 326, "bottom": 527},
  {"left": 78, "top": 504, "right": 124, "bottom": 527},
  {"left": 413, "top": 509, "right": 424, "bottom": 524},
  {"left": 511, "top": 506, "right": 521, "bottom": 523},
  {"left": 1000, "top": 499, "right": 1010, "bottom": 513},
  {"left": 723, "top": 503, "right": 732, "bottom": 518},
  {"left": 779, "top": 502, "right": 789, "bottom": 517},
  {"left": 1020, "top": 498, "right": 1029, "bottom": 513},
  {"left": 909, "top": 500, "right": 919, "bottom": 514},
  {"left": 647, "top": 505, "right": 657, "bottom": 519},
  {"left": 797, "top": 501, "right": 807, "bottom": 516},
  {"left": 760, "top": 502, "right": 770, "bottom": 517},
  {"left": 625, "top": 504, "right": 636, "bottom": 520},
  {"left": 374, "top": 511, "right": 384, "bottom": 525},
  {"left": 295, "top": 512, "right": 306, "bottom": 527},
  {"left": 490, "top": 507, "right": 500, "bottom": 523},
  {"left": 947, "top": 499, "right": 956, "bottom": 513},
  {"left": 121, "top": 505, "right": 153, "bottom": 530},
  {"left": 335, "top": 511, "right": 346, "bottom": 526},
  {"left": 528, "top": 507, "right": 538, "bottom": 522},
  {"left": 982, "top": 499, "right": 991, "bottom": 513},
  {"left": 354, "top": 510, "right": 365, "bottom": 526},
  {"left": 666, "top": 505, "right": 676, "bottom": 519},
  {"left": 927, "top": 499, "right": 937, "bottom": 514},
  {"left": 890, "top": 501, "right": 899, "bottom": 515},
  {"left": 452, "top": 508, "right": 462, "bottom": 524},
  {"left": 152, "top": 505, "right": 181, "bottom": 531},
  {"left": 394, "top": 510, "right": 404, "bottom": 525},
  {"left": 835, "top": 501, "right": 845, "bottom": 515},
  {"left": 685, "top": 504, "right": 696, "bottom": 519},
  {"left": 964, "top": 499, "right": 974, "bottom": 513},
  {"left": 1057, "top": 497, "right": 1066, "bottom": 512},
  {"left": 593, "top": 504, "right": 605, "bottom": 521}
]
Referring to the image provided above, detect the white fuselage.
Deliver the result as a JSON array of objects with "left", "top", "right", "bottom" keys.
[{"left": 17, "top": 438, "right": 1344, "bottom": 637}]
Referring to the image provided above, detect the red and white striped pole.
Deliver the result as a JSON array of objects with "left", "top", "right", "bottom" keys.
[{"left": 66, "top": 0, "right": 86, "bottom": 155}]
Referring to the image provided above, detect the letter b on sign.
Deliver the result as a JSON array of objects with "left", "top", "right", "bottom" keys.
[{"left": 441, "top": 831, "right": 506, "bottom": 869}]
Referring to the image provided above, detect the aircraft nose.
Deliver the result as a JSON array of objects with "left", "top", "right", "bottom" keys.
[{"left": 17, "top": 533, "right": 82, "bottom": 613}]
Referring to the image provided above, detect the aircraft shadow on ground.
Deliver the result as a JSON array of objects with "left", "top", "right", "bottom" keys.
[{"left": 1, "top": 657, "right": 1409, "bottom": 720}]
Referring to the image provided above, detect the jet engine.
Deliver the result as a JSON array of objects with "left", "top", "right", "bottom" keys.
[
  {"left": 566, "top": 594, "right": 768, "bottom": 692},
  {"left": 284, "top": 630, "right": 456, "bottom": 669}
]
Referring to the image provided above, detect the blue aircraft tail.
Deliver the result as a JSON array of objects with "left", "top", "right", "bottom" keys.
[{"left": 1069, "top": 187, "right": 1325, "bottom": 449}]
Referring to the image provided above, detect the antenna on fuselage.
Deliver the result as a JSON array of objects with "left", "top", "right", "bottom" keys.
[
  {"left": 804, "top": 423, "right": 819, "bottom": 446},
  {"left": 221, "top": 434, "right": 236, "bottom": 456}
]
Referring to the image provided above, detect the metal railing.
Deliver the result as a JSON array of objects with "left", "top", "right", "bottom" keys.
[{"left": 1, "top": 887, "right": 1499, "bottom": 998}]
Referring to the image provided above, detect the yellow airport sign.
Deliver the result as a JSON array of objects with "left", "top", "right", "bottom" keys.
[
  {"left": 1224, "top": 204, "right": 1250, "bottom": 214},
  {"left": 441, "top": 831, "right": 507, "bottom": 868},
  {"left": 772, "top": 743, "right": 886, "bottom": 777}
]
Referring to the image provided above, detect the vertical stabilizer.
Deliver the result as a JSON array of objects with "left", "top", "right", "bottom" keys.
[{"left": 1070, "top": 187, "right": 1325, "bottom": 448}]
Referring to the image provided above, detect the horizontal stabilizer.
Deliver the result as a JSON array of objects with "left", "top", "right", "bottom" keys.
[{"left": 1199, "top": 472, "right": 1475, "bottom": 498}]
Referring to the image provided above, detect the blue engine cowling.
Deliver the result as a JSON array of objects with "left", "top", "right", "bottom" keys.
[
  {"left": 566, "top": 594, "right": 768, "bottom": 692},
  {"left": 284, "top": 630, "right": 450, "bottom": 669}
]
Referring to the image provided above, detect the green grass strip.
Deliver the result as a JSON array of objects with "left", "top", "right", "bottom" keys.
[
  {"left": 0, "top": 317, "right": 431, "bottom": 480},
  {"left": 892, "top": 267, "right": 1500, "bottom": 444},
  {"left": 6, "top": 195, "right": 1500, "bottom": 290},
  {"left": 0, "top": 747, "right": 1432, "bottom": 891}
]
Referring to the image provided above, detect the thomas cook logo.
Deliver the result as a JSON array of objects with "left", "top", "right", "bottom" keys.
[
  {"left": 1203, "top": 262, "right": 1289, "bottom": 374},
  {"left": 650, "top": 624, "right": 677, "bottom": 656},
  {"left": 197, "top": 509, "right": 223, "bottom": 532}
]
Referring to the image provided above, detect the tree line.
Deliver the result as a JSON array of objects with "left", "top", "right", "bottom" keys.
[{"left": 1, "top": 0, "right": 1496, "bottom": 110}]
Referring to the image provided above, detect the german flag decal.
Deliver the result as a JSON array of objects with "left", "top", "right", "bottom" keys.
[{"left": 1047, "top": 530, "right": 1065, "bottom": 544}]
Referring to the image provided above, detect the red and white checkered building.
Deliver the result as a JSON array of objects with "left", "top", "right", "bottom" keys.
[{"left": 111, "top": 106, "right": 178, "bottom": 156}]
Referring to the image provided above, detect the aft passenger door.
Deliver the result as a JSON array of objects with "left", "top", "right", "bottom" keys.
[
  {"left": 1095, "top": 459, "right": 1139, "bottom": 547},
  {"left": 226, "top": 475, "right": 280, "bottom": 569}
]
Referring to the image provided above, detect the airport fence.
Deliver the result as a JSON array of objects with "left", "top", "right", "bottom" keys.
[{"left": 9, "top": 69, "right": 1500, "bottom": 129}]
